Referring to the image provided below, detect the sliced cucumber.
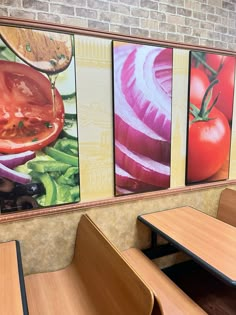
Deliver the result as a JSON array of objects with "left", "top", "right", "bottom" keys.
[
  {"left": 62, "top": 92, "right": 76, "bottom": 101},
  {"left": 55, "top": 57, "right": 76, "bottom": 96},
  {"left": 62, "top": 118, "right": 78, "bottom": 140},
  {"left": 63, "top": 96, "right": 77, "bottom": 118}
]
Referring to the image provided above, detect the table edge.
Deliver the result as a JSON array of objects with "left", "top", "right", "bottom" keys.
[{"left": 15, "top": 241, "right": 29, "bottom": 315}]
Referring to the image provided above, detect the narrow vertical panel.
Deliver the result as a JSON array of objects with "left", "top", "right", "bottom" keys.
[
  {"left": 113, "top": 42, "right": 172, "bottom": 196},
  {"left": 75, "top": 36, "right": 114, "bottom": 201},
  {"left": 0, "top": 26, "right": 80, "bottom": 212},
  {"left": 170, "top": 49, "right": 189, "bottom": 188},
  {"left": 229, "top": 67, "right": 236, "bottom": 179},
  {"left": 186, "top": 52, "right": 235, "bottom": 185}
]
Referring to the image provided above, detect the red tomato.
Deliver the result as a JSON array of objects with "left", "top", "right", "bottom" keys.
[
  {"left": 205, "top": 53, "right": 227, "bottom": 73},
  {"left": 0, "top": 61, "right": 64, "bottom": 153},
  {"left": 187, "top": 107, "right": 230, "bottom": 183},
  {"left": 189, "top": 68, "right": 210, "bottom": 108},
  {"left": 212, "top": 56, "right": 236, "bottom": 121}
]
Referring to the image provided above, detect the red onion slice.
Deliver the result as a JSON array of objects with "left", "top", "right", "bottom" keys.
[
  {"left": 116, "top": 185, "right": 134, "bottom": 195},
  {"left": 116, "top": 164, "right": 162, "bottom": 193},
  {"left": 0, "top": 163, "right": 32, "bottom": 184},
  {"left": 115, "top": 112, "right": 170, "bottom": 165},
  {"left": 120, "top": 45, "right": 172, "bottom": 142},
  {"left": 0, "top": 151, "right": 36, "bottom": 168},
  {"left": 114, "top": 45, "right": 170, "bottom": 164},
  {"left": 115, "top": 141, "right": 170, "bottom": 188}
]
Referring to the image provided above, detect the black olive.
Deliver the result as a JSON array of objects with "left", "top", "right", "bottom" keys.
[
  {"left": 14, "top": 182, "right": 45, "bottom": 196},
  {"left": 16, "top": 196, "right": 40, "bottom": 211},
  {"left": 0, "top": 198, "right": 16, "bottom": 213},
  {"left": 0, "top": 177, "right": 14, "bottom": 193}
]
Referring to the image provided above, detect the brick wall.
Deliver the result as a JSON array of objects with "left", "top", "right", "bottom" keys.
[{"left": 0, "top": 0, "right": 236, "bottom": 50}]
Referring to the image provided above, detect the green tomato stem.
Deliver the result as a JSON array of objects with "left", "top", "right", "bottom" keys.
[
  {"left": 199, "top": 79, "right": 219, "bottom": 118},
  {"left": 192, "top": 52, "right": 217, "bottom": 77}
]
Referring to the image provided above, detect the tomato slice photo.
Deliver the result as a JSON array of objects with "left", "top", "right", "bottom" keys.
[{"left": 0, "top": 60, "right": 64, "bottom": 153}]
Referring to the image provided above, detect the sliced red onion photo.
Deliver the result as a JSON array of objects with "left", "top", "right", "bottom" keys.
[
  {"left": 116, "top": 164, "right": 162, "bottom": 193},
  {"left": 0, "top": 163, "right": 32, "bottom": 184},
  {"left": 115, "top": 141, "right": 170, "bottom": 188},
  {"left": 0, "top": 151, "right": 36, "bottom": 168},
  {"left": 113, "top": 42, "right": 172, "bottom": 195},
  {"left": 120, "top": 45, "right": 172, "bottom": 142},
  {"left": 114, "top": 47, "right": 170, "bottom": 164}
]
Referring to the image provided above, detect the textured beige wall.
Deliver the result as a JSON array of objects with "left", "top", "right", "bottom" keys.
[{"left": 0, "top": 183, "right": 234, "bottom": 275}]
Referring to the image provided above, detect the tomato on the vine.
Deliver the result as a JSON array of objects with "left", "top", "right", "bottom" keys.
[
  {"left": 187, "top": 72, "right": 231, "bottom": 183},
  {"left": 189, "top": 68, "right": 210, "bottom": 108},
  {"left": 205, "top": 53, "right": 226, "bottom": 74},
  {"left": 212, "top": 56, "right": 236, "bottom": 121},
  {"left": 0, "top": 61, "right": 64, "bottom": 153}
]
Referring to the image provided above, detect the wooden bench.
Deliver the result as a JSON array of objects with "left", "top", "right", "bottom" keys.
[
  {"left": 0, "top": 240, "right": 28, "bottom": 315},
  {"left": 123, "top": 248, "right": 207, "bottom": 315},
  {"left": 217, "top": 188, "right": 236, "bottom": 227},
  {"left": 121, "top": 188, "right": 236, "bottom": 314},
  {"left": 24, "top": 214, "right": 161, "bottom": 315}
]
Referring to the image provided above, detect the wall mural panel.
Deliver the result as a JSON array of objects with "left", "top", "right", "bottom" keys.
[
  {"left": 113, "top": 41, "right": 173, "bottom": 195},
  {"left": 0, "top": 19, "right": 236, "bottom": 219},
  {"left": 0, "top": 26, "right": 80, "bottom": 213},
  {"left": 186, "top": 51, "right": 236, "bottom": 185}
]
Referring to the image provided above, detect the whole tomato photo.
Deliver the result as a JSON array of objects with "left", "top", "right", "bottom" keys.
[
  {"left": 187, "top": 106, "right": 230, "bottom": 182},
  {"left": 0, "top": 60, "right": 65, "bottom": 153},
  {"left": 187, "top": 53, "right": 232, "bottom": 184}
]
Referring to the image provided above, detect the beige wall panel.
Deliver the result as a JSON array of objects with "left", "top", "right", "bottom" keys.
[
  {"left": 75, "top": 36, "right": 114, "bottom": 201},
  {"left": 170, "top": 49, "right": 189, "bottom": 188}
]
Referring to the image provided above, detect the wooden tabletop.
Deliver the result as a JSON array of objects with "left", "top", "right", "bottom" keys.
[
  {"left": 139, "top": 206, "right": 236, "bottom": 286},
  {"left": 0, "top": 241, "right": 28, "bottom": 315}
]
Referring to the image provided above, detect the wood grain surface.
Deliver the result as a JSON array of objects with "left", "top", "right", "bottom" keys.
[
  {"left": 0, "top": 241, "right": 24, "bottom": 315},
  {"left": 123, "top": 248, "right": 207, "bottom": 315},
  {"left": 25, "top": 215, "right": 156, "bottom": 315},
  {"left": 140, "top": 207, "right": 236, "bottom": 285},
  {"left": 217, "top": 188, "right": 236, "bottom": 227}
]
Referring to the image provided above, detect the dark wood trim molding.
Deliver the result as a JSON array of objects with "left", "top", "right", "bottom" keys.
[{"left": 1, "top": 16, "right": 236, "bottom": 56}]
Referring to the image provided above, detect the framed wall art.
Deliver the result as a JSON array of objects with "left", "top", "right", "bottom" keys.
[
  {"left": 0, "top": 17, "right": 236, "bottom": 222},
  {"left": 112, "top": 41, "right": 173, "bottom": 195},
  {"left": 186, "top": 51, "right": 236, "bottom": 185},
  {"left": 0, "top": 25, "right": 80, "bottom": 213}
]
